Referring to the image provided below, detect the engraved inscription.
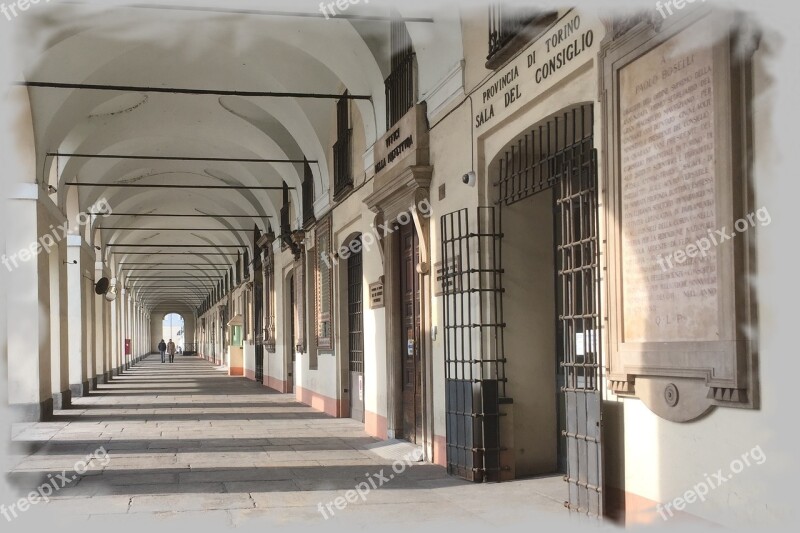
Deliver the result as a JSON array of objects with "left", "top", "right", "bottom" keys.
[{"left": 619, "top": 35, "right": 718, "bottom": 343}]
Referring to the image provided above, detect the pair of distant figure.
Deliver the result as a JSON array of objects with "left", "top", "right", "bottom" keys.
[{"left": 158, "top": 339, "right": 176, "bottom": 363}]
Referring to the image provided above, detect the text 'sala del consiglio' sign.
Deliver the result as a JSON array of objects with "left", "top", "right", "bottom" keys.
[{"left": 474, "top": 11, "right": 605, "bottom": 131}]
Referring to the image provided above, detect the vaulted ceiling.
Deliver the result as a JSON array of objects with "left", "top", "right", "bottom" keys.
[{"left": 13, "top": 1, "right": 465, "bottom": 313}]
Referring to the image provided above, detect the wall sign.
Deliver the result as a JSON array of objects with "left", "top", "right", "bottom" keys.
[
  {"left": 372, "top": 105, "right": 430, "bottom": 189},
  {"left": 474, "top": 11, "right": 604, "bottom": 132},
  {"left": 434, "top": 255, "right": 461, "bottom": 297},
  {"left": 369, "top": 281, "right": 385, "bottom": 309}
]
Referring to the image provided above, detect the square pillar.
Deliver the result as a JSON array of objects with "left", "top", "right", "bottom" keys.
[
  {"left": 67, "top": 235, "right": 89, "bottom": 398},
  {"left": 5, "top": 186, "right": 53, "bottom": 421}
]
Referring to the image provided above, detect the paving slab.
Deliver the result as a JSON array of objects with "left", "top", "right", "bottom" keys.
[{"left": 6, "top": 354, "right": 565, "bottom": 525}]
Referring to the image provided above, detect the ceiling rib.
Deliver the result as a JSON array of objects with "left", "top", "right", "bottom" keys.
[
  {"left": 18, "top": 81, "right": 371, "bottom": 100},
  {"left": 48, "top": 152, "right": 314, "bottom": 164},
  {"left": 60, "top": 2, "right": 436, "bottom": 22},
  {"left": 67, "top": 182, "right": 288, "bottom": 191},
  {"left": 97, "top": 213, "right": 272, "bottom": 218}
]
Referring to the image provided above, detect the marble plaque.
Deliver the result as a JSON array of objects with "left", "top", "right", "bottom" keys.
[{"left": 619, "top": 32, "right": 718, "bottom": 343}]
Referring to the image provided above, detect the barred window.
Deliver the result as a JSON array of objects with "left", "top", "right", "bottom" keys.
[
  {"left": 294, "top": 255, "right": 306, "bottom": 354},
  {"left": 316, "top": 218, "right": 333, "bottom": 350},
  {"left": 265, "top": 248, "right": 276, "bottom": 352},
  {"left": 333, "top": 91, "right": 353, "bottom": 199},
  {"left": 385, "top": 16, "right": 416, "bottom": 128},
  {"left": 486, "top": 5, "right": 557, "bottom": 70}
]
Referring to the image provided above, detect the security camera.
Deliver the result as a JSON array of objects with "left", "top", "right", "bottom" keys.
[{"left": 462, "top": 171, "right": 477, "bottom": 187}]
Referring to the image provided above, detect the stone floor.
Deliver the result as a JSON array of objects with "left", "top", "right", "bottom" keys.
[{"left": 5, "top": 355, "right": 570, "bottom": 527}]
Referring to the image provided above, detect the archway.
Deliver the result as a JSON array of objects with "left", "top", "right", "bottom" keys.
[
  {"left": 488, "top": 103, "right": 600, "bottom": 492},
  {"left": 162, "top": 313, "right": 186, "bottom": 354}
]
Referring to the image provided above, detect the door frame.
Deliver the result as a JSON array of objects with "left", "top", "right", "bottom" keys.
[
  {"left": 487, "top": 103, "right": 604, "bottom": 514},
  {"left": 382, "top": 208, "right": 432, "bottom": 450},
  {"left": 284, "top": 270, "right": 295, "bottom": 394},
  {"left": 364, "top": 168, "right": 433, "bottom": 457},
  {"left": 337, "top": 232, "right": 365, "bottom": 423}
]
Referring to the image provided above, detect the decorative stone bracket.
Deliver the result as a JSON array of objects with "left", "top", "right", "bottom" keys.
[{"left": 364, "top": 165, "right": 432, "bottom": 274}]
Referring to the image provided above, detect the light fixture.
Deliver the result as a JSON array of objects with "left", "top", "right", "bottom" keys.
[
  {"left": 47, "top": 185, "right": 57, "bottom": 193},
  {"left": 63, "top": 260, "right": 77, "bottom": 265}
]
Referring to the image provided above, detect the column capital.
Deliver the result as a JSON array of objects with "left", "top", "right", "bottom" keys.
[{"left": 8, "top": 183, "right": 38, "bottom": 200}]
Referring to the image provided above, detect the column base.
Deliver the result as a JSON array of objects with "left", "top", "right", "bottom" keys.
[
  {"left": 90, "top": 377, "right": 98, "bottom": 391},
  {"left": 52, "top": 390, "right": 72, "bottom": 410},
  {"left": 70, "top": 381, "right": 91, "bottom": 398},
  {"left": 9, "top": 398, "right": 54, "bottom": 422}
]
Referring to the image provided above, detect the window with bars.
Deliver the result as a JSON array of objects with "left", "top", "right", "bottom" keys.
[
  {"left": 334, "top": 91, "right": 353, "bottom": 199},
  {"left": 385, "top": 16, "right": 416, "bottom": 128},
  {"left": 235, "top": 253, "right": 242, "bottom": 285},
  {"left": 243, "top": 292, "right": 249, "bottom": 342},
  {"left": 265, "top": 247, "right": 276, "bottom": 352},
  {"left": 315, "top": 217, "right": 333, "bottom": 350},
  {"left": 280, "top": 182, "right": 292, "bottom": 251},
  {"left": 295, "top": 253, "right": 307, "bottom": 355},
  {"left": 486, "top": 5, "right": 557, "bottom": 69},
  {"left": 253, "top": 226, "right": 263, "bottom": 270},
  {"left": 302, "top": 158, "right": 316, "bottom": 228},
  {"left": 347, "top": 236, "right": 364, "bottom": 374}
]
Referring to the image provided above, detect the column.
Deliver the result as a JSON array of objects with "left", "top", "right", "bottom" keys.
[
  {"left": 94, "top": 268, "right": 106, "bottom": 384},
  {"left": 6, "top": 186, "right": 53, "bottom": 421},
  {"left": 66, "top": 236, "right": 89, "bottom": 397},
  {"left": 109, "top": 288, "right": 117, "bottom": 379},
  {"left": 85, "top": 272, "right": 96, "bottom": 390},
  {"left": 50, "top": 238, "right": 70, "bottom": 409}
]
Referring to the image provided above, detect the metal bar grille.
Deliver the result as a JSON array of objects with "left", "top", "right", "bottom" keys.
[
  {"left": 386, "top": 16, "right": 415, "bottom": 128},
  {"left": 441, "top": 207, "right": 506, "bottom": 482},
  {"left": 334, "top": 92, "right": 353, "bottom": 199},
  {"left": 255, "top": 268, "right": 264, "bottom": 384},
  {"left": 302, "top": 159, "right": 316, "bottom": 227},
  {"left": 333, "top": 132, "right": 353, "bottom": 198},
  {"left": 487, "top": 5, "right": 555, "bottom": 64},
  {"left": 265, "top": 246, "right": 276, "bottom": 353},
  {"left": 348, "top": 236, "right": 364, "bottom": 373},
  {"left": 494, "top": 104, "right": 594, "bottom": 208},
  {"left": 558, "top": 138, "right": 602, "bottom": 519}
]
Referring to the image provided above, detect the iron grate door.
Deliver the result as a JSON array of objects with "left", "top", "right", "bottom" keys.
[
  {"left": 494, "top": 104, "right": 603, "bottom": 517},
  {"left": 441, "top": 207, "right": 506, "bottom": 482},
  {"left": 557, "top": 146, "right": 602, "bottom": 518}
]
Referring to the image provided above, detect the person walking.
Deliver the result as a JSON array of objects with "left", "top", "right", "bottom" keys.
[
  {"left": 167, "top": 339, "right": 177, "bottom": 363},
  {"left": 158, "top": 339, "right": 167, "bottom": 363}
]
